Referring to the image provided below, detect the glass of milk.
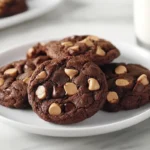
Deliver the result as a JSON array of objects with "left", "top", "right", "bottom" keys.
[{"left": 134, "top": 0, "right": 150, "bottom": 49}]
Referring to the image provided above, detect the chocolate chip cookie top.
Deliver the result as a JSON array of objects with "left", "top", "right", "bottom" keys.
[
  {"left": 0, "top": 0, "right": 28, "bottom": 18},
  {"left": 28, "top": 57, "right": 108, "bottom": 124},
  {"left": 101, "top": 63, "right": 150, "bottom": 112},
  {"left": 0, "top": 56, "right": 49, "bottom": 109},
  {"left": 44, "top": 35, "right": 120, "bottom": 65}
]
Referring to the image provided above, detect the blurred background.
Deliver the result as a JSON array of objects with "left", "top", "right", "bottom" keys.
[{"left": 0, "top": 0, "right": 134, "bottom": 51}]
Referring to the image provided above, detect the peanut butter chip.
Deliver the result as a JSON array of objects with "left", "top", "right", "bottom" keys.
[
  {"left": 64, "top": 68, "right": 78, "bottom": 79},
  {"left": 96, "top": 46, "right": 106, "bottom": 56},
  {"left": 23, "top": 77, "right": 30, "bottom": 84},
  {"left": 61, "top": 41, "right": 73, "bottom": 48},
  {"left": 115, "top": 65, "right": 127, "bottom": 75},
  {"left": 36, "top": 85, "right": 46, "bottom": 100},
  {"left": 137, "top": 74, "right": 149, "bottom": 85},
  {"left": 88, "top": 78, "right": 100, "bottom": 91},
  {"left": 69, "top": 45, "right": 79, "bottom": 51},
  {"left": 107, "top": 91, "right": 119, "bottom": 104},
  {"left": 115, "top": 79, "right": 129, "bottom": 86},
  {"left": 27, "top": 48, "right": 34, "bottom": 57},
  {"left": 36, "top": 71, "right": 47, "bottom": 79},
  {"left": 24, "top": 65, "right": 28, "bottom": 70},
  {"left": 80, "top": 38, "right": 94, "bottom": 47},
  {"left": 24, "top": 65, "right": 33, "bottom": 72},
  {"left": 87, "top": 35, "right": 99, "bottom": 41},
  {"left": 49, "top": 103, "right": 61, "bottom": 116},
  {"left": 40, "top": 42, "right": 45, "bottom": 46},
  {"left": 64, "top": 82, "right": 78, "bottom": 95},
  {"left": 4, "top": 68, "right": 18, "bottom": 77},
  {"left": 0, "top": 78, "right": 4, "bottom": 86}
]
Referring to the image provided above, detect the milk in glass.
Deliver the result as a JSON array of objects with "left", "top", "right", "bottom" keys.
[{"left": 134, "top": 0, "right": 150, "bottom": 48}]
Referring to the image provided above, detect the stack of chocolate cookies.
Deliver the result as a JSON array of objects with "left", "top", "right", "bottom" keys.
[{"left": 0, "top": 35, "right": 150, "bottom": 124}]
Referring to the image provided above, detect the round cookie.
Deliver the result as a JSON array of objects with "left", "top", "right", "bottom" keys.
[
  {"left": 101, "top": 63, "right": 150, "bottom": 112},
  {"left": 0, "top": 0, "right": 28, "bottom": 18},
  {"left": 44, "top": 35, "right": 120, "bottom": 65},
  {"left": 0, "top": 56, "right": 49, "bottom": 108},
  {"left": 28, "top": 57, "right": 108, "bottom": 124}
]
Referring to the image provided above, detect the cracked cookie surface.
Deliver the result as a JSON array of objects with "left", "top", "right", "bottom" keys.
[
  {"left": 0, "top": 56, "right": 49, "bottom": 108},
  {"left": 44, "top": 35, "right": 120, "bottom": 65},
  {"left": 101, "top": 63, "right": 150, "bottom": 112},
  {"left": 26, "top": 43, "right": 48, "bottom": 59},
  {"left": 28, "top": 56, "right": 108, "bottom": 124}
]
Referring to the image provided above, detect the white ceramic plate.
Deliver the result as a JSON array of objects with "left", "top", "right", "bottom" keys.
[
  {"left": 0, "top": 41, "right": 150, "bottom": 137},
  {"left": 0, "top": 0, "right": 62, "bottom": 29}
]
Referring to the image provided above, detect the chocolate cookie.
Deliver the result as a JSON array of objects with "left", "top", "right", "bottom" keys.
[
  {"left": 44, "top": 35, "right": 120, "bottom": 65},
  {"left": 26, "top": 43, "right": 48, "bottom": 59},
  {"left": 0, "top": 56, "right": 49, "bottom": 108},
  {"left": 101, "top": 63, "right": 150, "bottom": 112},
  {"left": 28, "top": 57, "right": 108, "bottom": 124},
  {"left": 0, "top": 0, "right": 28, "bottom": 18}
]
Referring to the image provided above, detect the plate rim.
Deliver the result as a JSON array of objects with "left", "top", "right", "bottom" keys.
[
  {"left": 0, "top": 40, "right": 150, "bottom": 137},
  {"left": 0, "top": 109, "right": 150, "bottom": 137}
]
